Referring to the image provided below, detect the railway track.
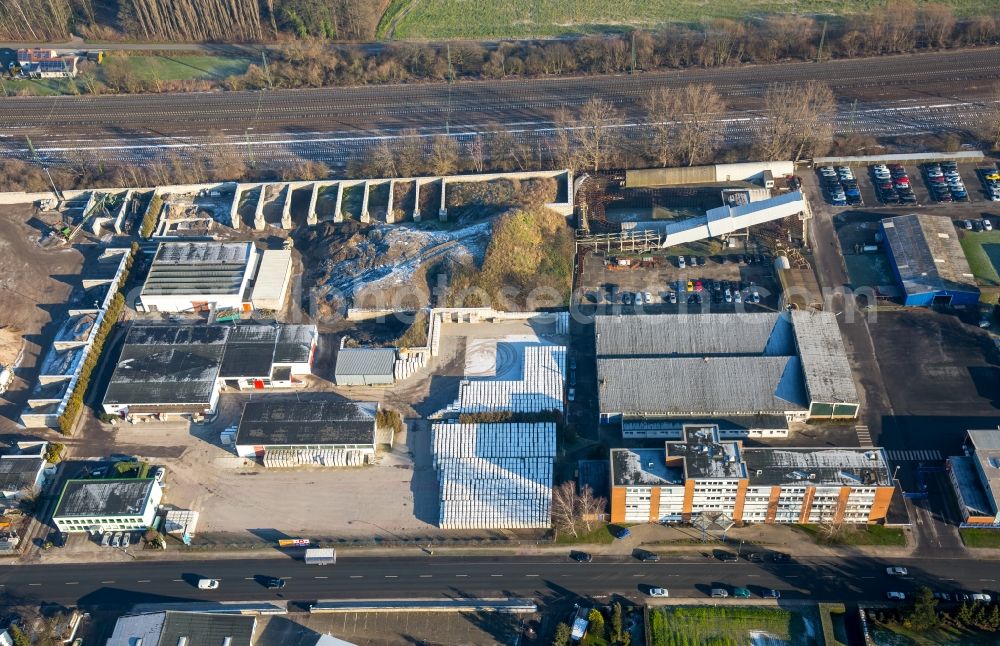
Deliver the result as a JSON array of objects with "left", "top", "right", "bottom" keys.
[{"left": 1, "top": 47, "right": 999, "bottom": 173}]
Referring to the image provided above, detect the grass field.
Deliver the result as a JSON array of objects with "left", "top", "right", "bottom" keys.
[
  {"left": 960, "top": 527, "right": 1000, "bottom": 548},
  {"left": 870, "top": 618, "right": 1000, "bottom": 644},
  {"left": 381, "top": 0, "right": 997, "bottom": 39},
  {"left": 118, "top": 55, "right": 250, "bottom": 82},
  {"left": 794, "top": 524, "right": 906, "bottom": 547},
  {"left": 960, "top": 230, "right": 1000, "bottom": 287},
  {"left": 648, "top": 606, "right": 818, "bottom": 646}
]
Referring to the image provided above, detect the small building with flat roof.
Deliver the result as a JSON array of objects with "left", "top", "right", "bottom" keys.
[
  {"left": 107, "top": 611, "right": 256, "bottom": 646},
  {"left": 610, "top": 425, "right": 893, "bottom": 525},
  {"left": 334, "top": 347, "right": 396, "bottom": 386},
  {"left": 0, "top": 442, "right": 49, "bottom": 499},
  {"left": 948, "top": 428, "right": 1000, "bottom": 526},
  {"left": 138, "top": 241, "right": 259, "bottom": 313},
  {"left": 250, "top": 249, "right": 293, "bottom": 311},
  {"left": 234, "top": 399, "right": 379, "bottom": 467},
  {"left": 881, "top": 213, "right": 980, "bottom": 307},
  {"left": 52, "top": 478, "right": 161, "bottom": 533}
]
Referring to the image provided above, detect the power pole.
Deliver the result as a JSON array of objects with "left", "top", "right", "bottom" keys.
[
  {"left": 630, "top": 31, "right": 637, "bottom": 74},
  {"left": 25, "top": 136, "right": 62, "bottom": 200},
  {"left": 261, "top": 51, "right": 273, "bottom": 90},
  {"left": 817, "top": 21, "right": 828, "bottom": 62},
  {"left": 446, "top": 44, "right": 454, "bottom": 136}
]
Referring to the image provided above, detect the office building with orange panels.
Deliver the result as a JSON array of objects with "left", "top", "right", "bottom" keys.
[{"left": 610, "top": 425, "right": 894, "bottom": 525}]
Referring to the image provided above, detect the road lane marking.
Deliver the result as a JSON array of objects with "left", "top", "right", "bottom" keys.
[
  {"left": 244, "top": 577, "right": 254, "bottom": 580},
  {"left": 456, "top": 574, "right": 468, "bottom": 577},
  {"left": 103, "top": 580, "right": 117, "bottom": 584},
  {"left": 420, "top": 574, "right": 433, "bottom": 578},
  {"left": 748, "top": 574, "right": 759, "bottom": 577},
  {"left": 384, "top": 575, "right": 398, "bottom": 578},
  {"left": 526, "top": 574, "right": 539, "bottom": 577},
  {"left": 172, "top": 579, "right": 183, "bottom": 582},
  {"left": 491, "top": 574, "right": 503, "bottom": 577},
  {"left": 349, "top": 575, "right": 363, "bottom": 579},
  {"left": 28, "top": 583, "right": 40, "bottom": 586},
  {"left": 137, "top": 580, "right": 150, "bottom": 583},
  {"left": 314, "top": 576, "right": 328, "bottom": 579},
  {"left": 65, "top": 582, "right": 78, "bottom": 585}
]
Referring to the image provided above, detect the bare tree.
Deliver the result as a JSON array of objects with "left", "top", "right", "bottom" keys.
[
  {"left": 429, "top": 135, "right": 459, "bottom": 175},
  {"left": 672, "top": 83, "right": 726, "bottom": 166},
  {"left": 551, "top": 481, "right": 579, "bottom": 538},
  {"left": 642, "top": 87, "right": 674, "bottom": 167},
  {"left": 758, "top": 81, "right": 836, "bottom": 161},
  {"left": 577, "top": 485, "right": 607, "bottom": 532},
  {"left": 573, "top": 98, "right": 623, "bottom": 173},
  {"left": 921, "top": 3, "right": 956, "bottom": 48},
  {"left": 487, "top": 126, "right": 531, "bottom": 171},
  {"left": 395, "top": 129, "right": 425, "bottom": 177},
  {"left": 367, "top": 139, "right": 398, "bottom": 178},
  {"left": 550, "top": 107, "right": 581, "bottom": 172},
  {"left": 468, "top": 134, "right": 485, "bottom": 173}
]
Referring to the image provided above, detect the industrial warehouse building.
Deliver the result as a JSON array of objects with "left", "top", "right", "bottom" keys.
[
  {"left": 881, "top": 213, "right": 980, "bottom": 307},
  {"left": 52, "top": 478, "right": 162, "bottom": 533},
  {"left": 334, "top": 347, "right": 396, "bottom": 386},
  {"left": 596, "top": 312, "right": 859, "bottom": 432},
  {"left": 948, "top": 428, "right": 1000, "bottom": 526},
  {"left": 432, "top": 423, "right": 555, "bottom": 529},
  {"left": 0, "top": 442, "right": 49, "bottom": 499},
  {"left": 102, "top": 323, "right": 317, "bottom": 418},
  {"left": 610, "top": 425, "right": 893, "bottom": 525},
  {"left": 234, "top": 399, "right": 379, "bottom": 467},
  {"left": 137, "top": 241, "right": 260, "bottom": 313}
]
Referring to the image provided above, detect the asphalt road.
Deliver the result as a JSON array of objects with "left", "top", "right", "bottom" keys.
[
  {"left": 1, "top": 47, "right": 1000, "bottom": 171},
  {"left": 3, "top": 553, "right": 1000, "bottom": 610}
]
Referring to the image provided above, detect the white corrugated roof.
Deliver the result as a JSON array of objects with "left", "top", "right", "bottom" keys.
[{"left": 251, "top": 249, "right": 293, "bottom": 305}]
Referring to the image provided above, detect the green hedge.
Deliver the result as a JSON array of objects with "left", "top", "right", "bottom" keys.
[
  {"left": 140, "top": 194, "right": 162, "bottom": 239},
  {"left": 57, "top": 249, "right": 134, "bottom": 435}
]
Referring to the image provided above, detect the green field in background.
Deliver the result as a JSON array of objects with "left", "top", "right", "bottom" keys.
[{"left": 381, "top": 0, "right": 999, "bottom": 39}]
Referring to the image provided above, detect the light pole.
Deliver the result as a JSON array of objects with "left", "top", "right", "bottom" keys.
[{"left": 245, "top": 127, "right": 255, "bottom": 169}]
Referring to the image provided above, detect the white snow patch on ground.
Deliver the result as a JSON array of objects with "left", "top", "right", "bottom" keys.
[{"left": 329, "top": 222, "right": 491, "bottom": 298}]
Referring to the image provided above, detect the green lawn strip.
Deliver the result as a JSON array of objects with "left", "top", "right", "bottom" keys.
[
  {"left": 870, "top": 618, "right": 998, "bottom": 645},
  {"left": 960, "top": 527, "right": 1000, "bottom": 548},
  {"left": 960, "top": 230, "right": 1000, "bottom": 286},
  {"left": 119, "top": 55, "right": 251, "bottom": 82},
  {"left": 794, "top": 524, "right": 906, "bottom": 546},
  {"left": 553, "top": 522, "right": 616, "bottom": 545},
  {"left": 648, "top": 606, "right": 804, "bottom": 645}
]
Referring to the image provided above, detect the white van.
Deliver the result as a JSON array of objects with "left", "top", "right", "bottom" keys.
[{"left": 197, "top": 578, "right": 220, "bottom": 589}]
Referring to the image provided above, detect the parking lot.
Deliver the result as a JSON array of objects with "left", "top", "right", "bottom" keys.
[
  {"left": 813, "top": 161, "right": 1000, "bottom": 210},
  {"left": 575, "top": 248, "right": 781, "bottom": 314},
  {"left": 870, "top": 309, "right": 1000, "bottom": 459}
]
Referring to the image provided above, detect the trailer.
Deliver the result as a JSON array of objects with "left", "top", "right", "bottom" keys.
[{"left": 304, "top": 548, "right": 336, "bottom": 565}]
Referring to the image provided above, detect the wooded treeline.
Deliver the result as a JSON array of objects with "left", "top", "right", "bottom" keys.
[{"left": 0, "top": 0, "right": 385, "bottom": 41}]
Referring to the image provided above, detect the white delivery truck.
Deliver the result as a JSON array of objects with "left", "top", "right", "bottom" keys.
[{"left": 304, "top": 548, "right": 336, "bottom": 565}]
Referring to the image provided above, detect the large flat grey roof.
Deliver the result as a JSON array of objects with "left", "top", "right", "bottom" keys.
[
  {"left": 235, "top": 399, "right": 377, "bottom": 447},
  {"left": 743, "top": 447, "right": 892, "bottom": 487},
  {"left": 54, "top": 478, "right": 156, "bottom": 518},
  {"left": 790, "top": 310, "right": 859, "bottom": 405},
  {"left": 881, "top": 213, "right": 978, "bottom": 296},
  {"left": 142, "top": 241, "right": 253, "bottom": 296},
  {"left": 103, "top": 323, "right": 316, "bottom": 407},
  {"left": 335, "top": 347, "right": 396, "bottom": 377},
  {"left": 108, "top": 611, "right": 256, "bottom": 646},
  {"left": 595, "top": 313, "right": 794, "bottom": 357},
  {"left": 598, "top": 356, "right": 808, "bottom": 416}
]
